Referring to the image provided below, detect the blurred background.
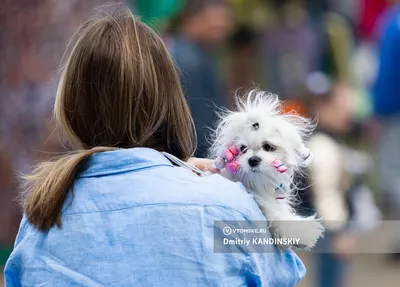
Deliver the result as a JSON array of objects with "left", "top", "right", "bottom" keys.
[{"left": 1, "top": 0, "right": 400, "bottom": 286}]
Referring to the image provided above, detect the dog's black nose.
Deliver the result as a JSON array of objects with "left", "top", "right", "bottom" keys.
[{"left": 248, "top": 156, "right": 262, "bottom": 167}]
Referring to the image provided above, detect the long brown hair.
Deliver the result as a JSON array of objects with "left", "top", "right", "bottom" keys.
[{"left": 22, "top": 7, "right": 195, "bottom": 231}]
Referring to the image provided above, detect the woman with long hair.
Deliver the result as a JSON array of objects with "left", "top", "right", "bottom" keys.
[{"left": 4, "top": 7, "right": 305, "bottom": 286}]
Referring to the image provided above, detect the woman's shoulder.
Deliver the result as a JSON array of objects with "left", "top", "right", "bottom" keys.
[
  {"left": 165, "top": 170, "right": 266, "bottom": 220},
  {"left": 69, "top": 161, "right": 265, "bottom": 221}
]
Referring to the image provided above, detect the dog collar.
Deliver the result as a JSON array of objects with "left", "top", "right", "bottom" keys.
[{"left": 275, "top": 183, "right": 286, "bottom": 200}]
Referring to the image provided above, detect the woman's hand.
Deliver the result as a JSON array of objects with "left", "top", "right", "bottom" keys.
[{"left": 187, "top": 158, "right": 220, "bottom": 174}]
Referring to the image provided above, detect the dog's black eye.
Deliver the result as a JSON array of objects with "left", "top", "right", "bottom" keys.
[
  {"left": 252, "top": 122, "right": 259, "bottom": 130},
  {"left": 240, "top": 145, "right": 248, "bottom": 153},
  {"left": 263, "top": 142, "right": 276, "bottom": 152}
]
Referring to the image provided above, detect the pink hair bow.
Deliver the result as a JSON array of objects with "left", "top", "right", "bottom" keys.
[
  {"left": 215, "top": 145, "right": 241, "bottom": 174},
  {"left": 272, "top": 159, "right": 288, "bottom": 173}
]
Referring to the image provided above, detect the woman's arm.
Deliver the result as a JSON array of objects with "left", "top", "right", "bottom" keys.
[
  {"left": 4, "top": 217, "right": 29, "bottom": 287},
  {"left": 4, "top": 260, "right": 21, "bottom": 287}
]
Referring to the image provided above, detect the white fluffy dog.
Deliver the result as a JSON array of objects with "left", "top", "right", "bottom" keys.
[{"left": 209, "top": 90, "right": 324, "bottom": 250}]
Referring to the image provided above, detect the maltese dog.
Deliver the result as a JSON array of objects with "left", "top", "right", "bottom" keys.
[{"left": 209, "top": 90, "right": 324, "bottom": 250}]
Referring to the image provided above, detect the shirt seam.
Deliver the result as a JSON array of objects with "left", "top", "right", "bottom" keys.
[
  {"left": 64, "top": 202, "right": 256, "bottom": 221},
  {"left": 77, "top": 163, "right": 173, "bottom": 178}
]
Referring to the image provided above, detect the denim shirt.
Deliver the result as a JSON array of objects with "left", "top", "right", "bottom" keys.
[{"left": 4, "top": 148, "right": 305, "bottom": 286}]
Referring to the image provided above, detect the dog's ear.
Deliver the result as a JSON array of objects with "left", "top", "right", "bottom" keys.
[
  {"left": 275, "top": 115, "right": 314, "bottom": 167},
  {"left": 209, "top": 109, "right": 245, "bottom": 159}
]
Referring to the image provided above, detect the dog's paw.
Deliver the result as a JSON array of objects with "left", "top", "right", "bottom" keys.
[
  {"left": 295, "top": 218, "right": 324, "bottom": 250},
  {"left": 270, "top": 217, "right": 324, "bottom": 250}
]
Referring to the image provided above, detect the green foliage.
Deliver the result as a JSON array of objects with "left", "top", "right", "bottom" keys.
[
  {"left": 129, "top": 0, "right": 185, "bottom": 29},
  {"left": 0, "top": 246, "right": 12, "bottom": 266}
]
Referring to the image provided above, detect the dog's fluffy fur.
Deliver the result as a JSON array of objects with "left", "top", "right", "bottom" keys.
[{"left": 209, "top": 90, "right": 324, "bottom": 250}]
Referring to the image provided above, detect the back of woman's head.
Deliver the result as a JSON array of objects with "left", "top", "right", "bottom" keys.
[
  {"left": 23, "top": 7, "right": 195, "bottom": 231},
  {"left": 57, "top": 7, "right": 194, "bottom": 154}
]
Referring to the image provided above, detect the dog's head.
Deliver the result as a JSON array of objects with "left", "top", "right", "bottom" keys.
[{"left": 210, "top": 90, "right": 314, "bottom": 191}]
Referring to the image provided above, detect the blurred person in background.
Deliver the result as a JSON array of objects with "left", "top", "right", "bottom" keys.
[
  {"left": 358, "top": 0, "right": 388, "bottom": 42},
  {"left": 165, "top": 0, "right": 233, "bottom": 158},
  {"left": 372, "top": 0, "right": 400, "bottom": 258},
  {"left": 308, "top": 79, "right": 355, "bottom": 287},
  {"left": 305, "top": 72, "right": 380, "bottom": 287},
  {"left": 228, "top": 25, "right": 258, "bottom": 92},
  {"left": 261, "top": 0, "right": 321, "bottom": 100}
]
